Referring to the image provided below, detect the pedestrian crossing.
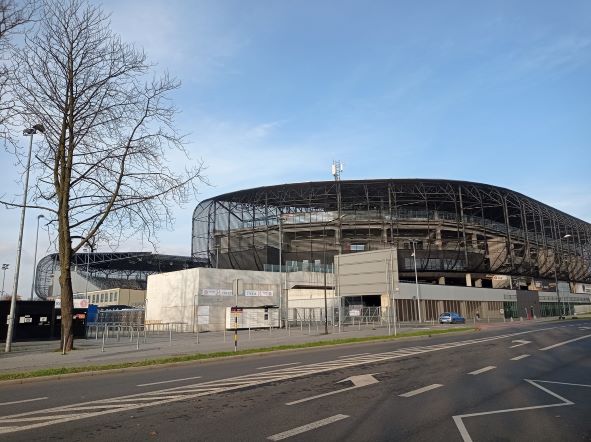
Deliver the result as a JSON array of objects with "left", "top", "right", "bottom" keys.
[{"left": 0, "top": 326, "right": 561, "bottom": 434}]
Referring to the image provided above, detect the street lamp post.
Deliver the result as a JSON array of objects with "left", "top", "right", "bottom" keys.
[
  {"left": 5, "top": 124, "right": 45, "bottom": 353},
  {"left": 30, "top": 214, "right": 45, "bottom": 300},
  {"left": 554, "top": 234, "right": 572, "bottom": 319},
  {"left": 1, "top": 264, "right": 9, "bottom": 297},
  {"left": 278, "top": 215, "right": 283, "bottom": 328},
  {"left": 411, "top": 240, "right": 422, "bottom": 323},
  {"left": 323, "top": 224, "right": 329, "bottom": 334}
]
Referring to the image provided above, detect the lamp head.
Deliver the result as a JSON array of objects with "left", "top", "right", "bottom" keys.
[{"left": 23, "top": 124, "right": 45, "bottom": 136}]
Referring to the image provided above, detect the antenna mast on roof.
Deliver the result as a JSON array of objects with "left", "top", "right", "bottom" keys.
[{"left": 331, "top": 160, "right": 343, "bottom": 181}]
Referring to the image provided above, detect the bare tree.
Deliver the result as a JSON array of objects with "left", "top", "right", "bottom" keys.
[
  {"left": 0, "top": 0, "right": 35, "bottom": 126},
  {"left": 3, "top": 0, "right": 203, "bottom": 351}
]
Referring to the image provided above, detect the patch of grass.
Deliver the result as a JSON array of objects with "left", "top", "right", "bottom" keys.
[{"left": 0, "top": 327, "right": 473, "bottom": 381}]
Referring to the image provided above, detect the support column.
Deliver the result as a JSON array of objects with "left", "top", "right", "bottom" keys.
[{"left": 465, "top": 273, "right": 472, "bottom": 287}]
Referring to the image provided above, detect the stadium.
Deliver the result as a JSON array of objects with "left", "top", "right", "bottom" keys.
[
  {"left": 192, "top": 178, "right": 591, "bottom": 289},
  {"left": 34, "top": 252, "right": 205, "bottom": 302},
  {"left": 31, "top": 178, "right": 591, "bottom": 330}
]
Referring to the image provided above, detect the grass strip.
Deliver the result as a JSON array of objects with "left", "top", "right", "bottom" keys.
[{"left": 0, "top": 327, "right": 473, "bottom": 381}]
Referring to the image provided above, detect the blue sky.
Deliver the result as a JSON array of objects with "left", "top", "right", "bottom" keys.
[{"left": 1, "top": 0, "right": 590, "bottom": 296}]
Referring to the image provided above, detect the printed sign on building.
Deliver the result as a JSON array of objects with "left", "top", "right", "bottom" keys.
[
  {"left": 244, "top": 290, "right": 273, "bottom": 297},
  {"left": 201, "top": 289, "right": 233, "bottom": 297}
]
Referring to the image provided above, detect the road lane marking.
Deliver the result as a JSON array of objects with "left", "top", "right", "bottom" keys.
[
  {"left": 337, "top": 353, "right": 370, "bottom": 358},
  {"left": 256, "top": 362, "right": 300, "bottom": 370},
  {"left": 509, "top": 340, "right": 531, "bottom": 348},
  {"left": 539, "top": 334, "right": 591, "bottom": 351},
  {"left": 510, "top": 354, "right": 530, "bottom": 361},
  {"left": 137, "top": 376, "right": 202, "bottom": 387},
  {"left": 468, "top": 366, "right": 496, "bottom": 375},
  {"left": 0, "top": 398, "right": 48, "bottom": 407},
  {"left": 267, "top": 414, "right": 349, "bottom": 440},
  {"left": 286, "top": 374, "right": 379, "bottom": 405},
  {"left": 531, "top": 380, "right": 591, "bottom": 388},
  {"left": 399, "top": 384, "right": 443, "bottom": 397},
  {"left": 0, "top": 326, "right": 563, "bottom": 434},
  {"left": 453, "top": 379, "right": 575, "bottom": 442}
]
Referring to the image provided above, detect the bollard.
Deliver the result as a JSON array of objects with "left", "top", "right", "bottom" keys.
[
  {"left": 269, "top": 325, "right": 272, "bottom": 336},
  {"left": 169, "top": 328, "right": 172, "bottom": 346},
  {"left": 144, "top": 327, "right": 147, "bottom": 344},
  {"left": 95, "top": 325, "right": 99, "bottom": 340},
  {"left": 136, "top": 330, "right": 140, "bottom": 350},
  {"left": 101, "top": 328, "right": 106, "bottom": 352},
  {"left": 224, "top": 328, "right": 227, "bottom": 343},
  {"left": 117, "top": 326, "right": 120, "bottom": 342},
  {"left": 248, "top": 327, "right": 251, "bottom": 340},
  {"left": 308, "top": 321, "right": 311, "bottom": 335}
]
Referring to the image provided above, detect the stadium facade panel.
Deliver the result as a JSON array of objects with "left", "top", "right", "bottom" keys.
[{"left": 192, "top": 179, "right": 591, "bottom": 285}]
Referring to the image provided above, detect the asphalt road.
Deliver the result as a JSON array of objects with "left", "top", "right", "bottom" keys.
[{"left": 1, "top": 320, "right": 590, "bottom": 441}]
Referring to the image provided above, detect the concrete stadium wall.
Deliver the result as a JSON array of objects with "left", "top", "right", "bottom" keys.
[
  {"left": 398, "top": 283, "right": 514, "bottom": 301},
  {"left": 146, "top": 268, "right": 281, "bottom": 332}
]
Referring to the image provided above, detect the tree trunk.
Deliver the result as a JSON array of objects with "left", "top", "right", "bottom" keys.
[
  {"left": 58, "top": 191, "right": 74, "bottom": 353},
  {"left": 59, "top": 251, "right": 74, "bottom": 353}
]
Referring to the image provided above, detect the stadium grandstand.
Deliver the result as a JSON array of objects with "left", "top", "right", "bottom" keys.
[
  {"left": 192, "top": 179, "right": 591, "bottom": 290},
  {"left": 35, "top": 252, "right": 206, "bottom": 300}
]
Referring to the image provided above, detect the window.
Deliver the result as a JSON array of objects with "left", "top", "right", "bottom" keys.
[{"left": 350, "top": 244, "right": 365, "bottom": 252}]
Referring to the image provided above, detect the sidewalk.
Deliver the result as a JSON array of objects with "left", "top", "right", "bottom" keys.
[{"left": 0, "top": 318, "right": 552, "bottom": 375}]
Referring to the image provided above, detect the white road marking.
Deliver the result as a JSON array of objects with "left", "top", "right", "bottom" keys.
[
  {"left": 136, "top": 376, "right": 202, "bottom": 387},
  {"left": 468, "top": 366, "right": 496, "bottom": 375},
  {"left": 256, "top": 362, "right": 300, "bottom": 370},
  {"left": 510, "top": 354, "right": 530, "bottom": 361},
  {"left": 509, "top": 340, "right": 531, "bottom": 348},
  {"left": 399, "top": 384, "right": 444, "bottom": 398},
  {"left": 539, "top": 334, "right": 591, "bottom": 351},
  {"left": 267, "top": 414, "right": 349, "bottom": 440},
  {"left": 579, "top": 327, "right": 590, "bottom": 330},
  {"left": 0, "top": 397, "right": 48, "bottom": 407},
  {"left": 337, "top": 353, "right": 370, "bottom": 358},
  {"left": 453, "top": 379, "right": 575, "bottom": 442},
  {"left": 286, "top": 374, "right": 379, "bottom": 405},
  {"left": 0, "top": 326, "right": 561, "bottom": 435}
]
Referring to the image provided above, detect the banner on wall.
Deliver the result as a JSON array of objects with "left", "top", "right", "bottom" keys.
[{"left": 54, "top": 298, "right": 89, "bottom": 309}]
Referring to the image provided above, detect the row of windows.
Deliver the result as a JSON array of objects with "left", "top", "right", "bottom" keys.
[{"left": 87, "top": 291, "right": 119, "bottom": 304}]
